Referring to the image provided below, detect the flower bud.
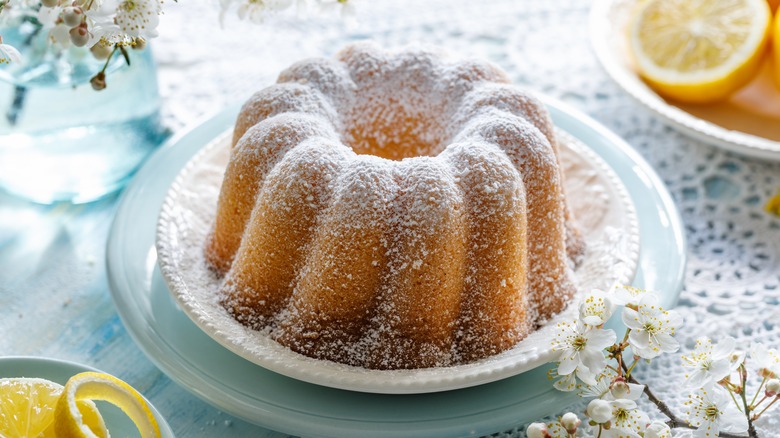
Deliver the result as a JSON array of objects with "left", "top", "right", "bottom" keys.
[
  {"left": 41, "top": 0, "right": 60, "bottom": 7},
  {"left": 62, "top": 6, "right": 83, "bottom": 27},
  {"left": 587, "top": 399, "right": 613, "bottom": 424},
  {"left": 90, "top": 72, "right": 106, "bottom": 91},
  {"left": 766, "top": 379, "right": 780, "bottom": 397},
  {"left": 69, "top": 24, "right": 89, "bottom": 47},
  {"left": 560, "top": 412, "right": 581, "bottom": 434},
  {"left": 610, "top": 378, "right": 631, "bottom": 399},
  {"left": 525, "top": 422, "right": 550, "bottom": 438},
  {"left": 645, "top": 421, "right": 671, "bottom": 438}
]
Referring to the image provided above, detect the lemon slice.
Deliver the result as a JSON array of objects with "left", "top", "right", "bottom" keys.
[
  {"left": 629, "top": 0, "right": 772, "bottom": 103},
  {"left": 55, "top": 372, "right": 161, "bottom": 438},
  {"left": 0, "top": 378, "right": 62, "bottom": 437}
]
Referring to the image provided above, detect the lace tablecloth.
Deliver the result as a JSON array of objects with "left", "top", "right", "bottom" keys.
[{"left": 1, "top": 0, "right": 779, "bottom": 437}]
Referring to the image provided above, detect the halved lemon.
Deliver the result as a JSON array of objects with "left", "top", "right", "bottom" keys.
[
  {"left": 629, "top": 0, "right": 772, "bottom": 103},
  {"left": 54, "top": 372, "right": 161, "bottom": 438}
]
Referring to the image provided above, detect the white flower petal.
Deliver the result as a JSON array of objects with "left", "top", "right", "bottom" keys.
[
  {"left": 708, "top": 360, "right": 732, "bottom": 384},
  {"left": 582, "top": 315, "right": 604, "bottom": 326},
  {"left": 634, "top": 344, "right": 661, "bottom": 359},
  {"left": 685, "top": 369, "right": 709, "bottom": 389},
  {"left": 587, "top": 328, "right": 617, "bottom": 350},
  {"left": 553, "top": 372, "right": 577, "bottom": 392},
  {"left": 580, "top": 348, "right": 606, "bottom": 374},
  {"left": 655, "top": 332, "right": 680, "bottom": 353},
  {"left": 557, "top": 353, "right": 578, "bottom": 376},
  {"left": 575, "top": 365, "right": 598, "bottom": 386},
  {"left": 622, "top": 307, "right": 643, "bottom": 330},
  {"left": 625, "top": 383, "right": 645, "bottom": 401},
  {"left": 0, "top": 43, "right": 21, "bottom": 64},
  {"left": 638, "top": 292, "right": 660, "bottom": 307},
  {"left": 611, "top": 399, "right": 637, "bottom": 410},
  {"left": 720, "top": 407, "right": 749, "bottom": 433},
  {"left": 629, "top": 329, "right": 650, "bottom": 349},
  {"left": 711, "top": 337, "right": 736, "bottom": 360}
]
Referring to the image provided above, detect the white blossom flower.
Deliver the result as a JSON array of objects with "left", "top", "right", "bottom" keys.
[
  {"left": 579, "top": 371, "right": 613, "bottom": 399},
  {"left": 686, "top": 387, "right": 748, "bottom": 437},
  {"left": 622, "top": 294, "right": 682, "bottom": 359},
  {"left": 682, "top": 337, "right": 737, "bottom": 389},
  {"left": 749, "top": 342, "right": 780, "bottom": 379},
  {"left": 579, "top": 289, "right": 615, "bottom": 327},
  {"left": 551, "top": 320, "right": 616, "bottom": 385},
  {"left": 611, "top": 284, "right": 656, "bottom": 307},
  {"left": 114, "top": 0, "right": 161, "bottom": 38},
  {"left": 645, "top": 421, "right": 672, "bottom": 438},
  {"left": 0, "top": 37, "right": 21, "bottom": 64},
  {"left": 587, "top": 399, "right": 648, "bottom": 438}
]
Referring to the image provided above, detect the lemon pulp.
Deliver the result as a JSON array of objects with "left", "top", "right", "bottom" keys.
[{"left": 630, "top": 0, "right": 771, "bottom": 103}]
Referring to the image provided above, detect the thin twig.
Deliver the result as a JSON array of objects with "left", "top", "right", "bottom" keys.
[
  {"left": 621, "top": 361, "right": 750, "bottom": 438},
  {"left": 738, "top": 365, "right": 759, "bottom": 438}
]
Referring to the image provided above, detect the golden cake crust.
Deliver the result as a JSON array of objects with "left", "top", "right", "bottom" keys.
[{"left": 205, "top": 43, "right": 584, "bottom": 370}]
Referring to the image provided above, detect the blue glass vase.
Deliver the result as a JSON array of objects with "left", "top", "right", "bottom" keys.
[{"left": 0, "top": 25, "right": 168, "bottom": 204}]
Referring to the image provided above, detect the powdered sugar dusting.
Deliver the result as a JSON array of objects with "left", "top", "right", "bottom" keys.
[
  {"left": 155, "top": 126, "right": 638, "bottom": 393},
  {"left": 200, "top": 43, "right": 592, "bottom": 370}
]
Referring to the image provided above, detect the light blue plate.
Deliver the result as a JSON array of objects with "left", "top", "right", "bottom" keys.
[
  {"left": 0, "top": 356, "right": 175, "bottom": 438},
  {"left": 106, "top": 97, "right": 686, "bottom": 438}
]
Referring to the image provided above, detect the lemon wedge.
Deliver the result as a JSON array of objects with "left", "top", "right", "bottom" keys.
[
  {"left": 629, "top": 0, "right": 772, "bottom": 103},
  {"left": 54, "top": 372, "right": 161, "bottom": 438}
]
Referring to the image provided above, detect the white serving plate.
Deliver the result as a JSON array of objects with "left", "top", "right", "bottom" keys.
[
  {"left": 155, "top": 122, "right": 639, "bottom": 394},
  {"left": 106, "top": 97, "right": 685, "bottom": 438}
]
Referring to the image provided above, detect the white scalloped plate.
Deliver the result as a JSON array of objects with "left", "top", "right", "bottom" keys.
[
  {"left": 590, "top": 0, "right": 780, "bottom": 161},
  {"left": 155, "top": 125, "right": 639, "bottom": 394}
]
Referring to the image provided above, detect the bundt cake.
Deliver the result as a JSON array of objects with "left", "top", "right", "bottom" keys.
[{"left": 205, "top": 43, "right": 585, "bottom": 370}]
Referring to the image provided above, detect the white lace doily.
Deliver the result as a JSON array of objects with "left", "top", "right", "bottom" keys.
[{"left": 153, "top": 1, "right": 780, "bottom": 436}]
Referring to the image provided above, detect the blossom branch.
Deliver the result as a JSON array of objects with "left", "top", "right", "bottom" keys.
[{"left": 529, "top": 286, "right": 780, "bottom": 438}]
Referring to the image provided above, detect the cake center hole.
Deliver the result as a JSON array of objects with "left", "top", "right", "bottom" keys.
[{"left": 342, "top": 89, "right": 452, "bottom": 161}]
